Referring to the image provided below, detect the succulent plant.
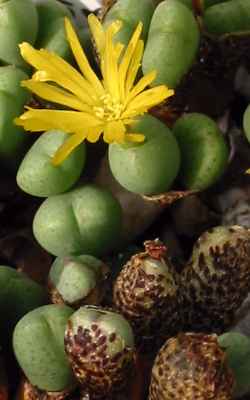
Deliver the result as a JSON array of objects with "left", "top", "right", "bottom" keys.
[
  {"left": 243, "top": 104, "right": 250, "bottom": 144},
  {"left": 204, "top": 0, "right": 250, "bottom": 35},
  {"left": 48, "top": 255, "right": 109, "bottom": 308},
  {"left": 108, "top": 114, "right": 180, "bottom": 195},
  {"left": 113, "top": 240, "right": 182, "bottom": 344},
  {"left": 102, "top": 0, "right": 155, "bottom": 45},
  {"left": 64, "top": 306, "right": 135, "bottom": 399},
  {"left": 35, "top": 0, "right": 72, "bottom": 61},
  {"left": 0, "top": 66, "right": 30, "bottom": 108},
  {"left": 173, "top": 113, "right": 229, "bottom": 190},
  {"left": 181, "top": 225, "right": 250, "bottom": 332},
  {"left": 17, "top": 130, "right": 86, "bottom": 197},
  {"left": 149, "top": 333, "right": 235, "bottom": 400},
  {"left": 219, "top": 332, "right": 250, "bottom": 398},
  {"left": 0, "top": 0, "right": 38, "bottom": 67},
  {"left": 0, "top": 266, "right": 47, "bottom": 344},
  {"left": 0, "top": 65, "right": 31, "bottom": 164},
  {"left": 142, "top": 0, "right": 200, "bottom": 89},
  {"left": 13, "top": 304, "right": 75, "bottom": 392},
  {"left": 33, "top": 185, "right": 122, "bottom": 257}
]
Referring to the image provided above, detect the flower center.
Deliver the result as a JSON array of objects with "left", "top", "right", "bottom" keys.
[{"left": 94, "top": 94, "right": 123, "bottom": 121}]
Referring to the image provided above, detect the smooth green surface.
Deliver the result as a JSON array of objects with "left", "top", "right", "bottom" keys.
[
  {"left": 0, "top": 266, "right": 47, "bottom": 343},
  {"left": 13, "top": 304, "right": 74, "bottom": 391},
  {"left": 33, "top": 185, "right": 122, "bottom": 257},
  {"left": 142, "top": 0, "right": 200, "bottom": 88},
  {"left": 173, "top": 113, "right": 229, "bottom": 190},
  {"left": 0, "top": 66, "right": 30, "bottom": 107},
  {"left": 35, "top": 0, "right": 72, "bottom": 60},
  {"left": 173, "top": 0, "right": 193, "bottom": 9},
  {"left": 109, "top": 114, "right": 180, "bottom": 195},
  {"left": 219, "top": 332, "right": 250, "bottom": 398},
  {"left": 0, "top": 91, "right": 28, "bottom": 160},
  {"left": 0, "top": 0, "right": 38, "bottom": 66},
  {"left": 243, "top": 104, "right": 250, "bottom": 143},
  {"left": 49, "top": 255, "right": 103, "bottom": 304},
  {"left": 203, "top": 0, "right": 230, "bottom": 8},
  {"left": 17, "top": 130, "right": 86, "bottom": 197},
  {"left": 103, "top": 0, "right": 155, "bottom": 46},
  {"left": 204, "top": 0, "right": 250, "bottom": 35}
]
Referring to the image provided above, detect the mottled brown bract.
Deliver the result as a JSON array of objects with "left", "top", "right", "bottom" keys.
[
  {"left": 113, "top": 240, "right": 182, "bottom": 344},
  {"left": 20, "top": 379, "right": 72, "bottom": 400},
  {"left": 182, "top": 225, "right": 250, "bottom": 332},
  {"left": 149, "top": 333, "right": 234, "bottom": 400}
]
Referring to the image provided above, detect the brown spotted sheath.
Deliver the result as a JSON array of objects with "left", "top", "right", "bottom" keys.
[
  {"left": 113, "top": 240, "right": 183, "bottom": 345},
  {"left": 149, "top": 333, "right": 234, "bottom": 400}
]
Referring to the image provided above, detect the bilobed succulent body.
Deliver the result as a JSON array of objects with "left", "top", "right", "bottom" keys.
[
  {"left": 149, "top": 333, "right": 234, "bottom": 400},
  {"left": 113, "top": 240, "right": 182, "bottom": 343},
  {"left": 64, "top": 306, "right": 135, "bottom": 399},
  {"left": 13, "top": 304, "right": 75, "bottom": 392},
  {"left": 182, "top": 225, "right": 250, "bottom": 332},
  {"left": 48, "top": 255, "right": 109, "bottom": 308}
]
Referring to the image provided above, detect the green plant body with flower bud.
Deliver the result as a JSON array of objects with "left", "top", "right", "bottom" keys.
[{"left": 48, "top": 254, "right": 109, "bottom": 307}]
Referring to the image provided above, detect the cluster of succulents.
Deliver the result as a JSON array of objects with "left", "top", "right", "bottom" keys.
[
  {"left": 1, "top": 0, "right": 250, "bottom": 399},
  {"left": 4, "top": 225, "right": 249, "bottom": 399}
]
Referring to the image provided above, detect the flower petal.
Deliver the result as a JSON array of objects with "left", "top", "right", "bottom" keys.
[
  {"left": 103, "top": 120, "right": 126, "bottom": 143},
  {"left": 19, "top": 43, "right": 96, "bottom": 105},
  {"left": 15, "top": 109, "right": 101, "bottom": 133},
  {"left": 52, "top": 133, "right": 86, "bottom": 165},
  {"left": 64, "top": 17, "right": 104, "bottom": 97},
  {"left": 15, "top": 116, "right": 54, "bottom": 133},
  {"left": 86, "top": 125, "right": 104, "bottom": 143},
  {"left": 125, "top": 70, "right": 157, "bottom": 106},
  {"left": 124, "top": 86, "right": 174, "bottom": 117},
  {"left": 88, "top": 14, "right": 105, "bottom": 57},
  {"left": 125, "top": 133, "right": 145, "bottom": 142},
  {"left": 101, "top": 20, "right": 123, "bottom": 100},
  {"left": 125, "top": 40, "right": 144, "bottom": 96},
  {"left": 22, "top": 80, "right": 92, "bottom": 113},
  {"left": 119, "top": 22, "right": 143, "bottom": 100}
]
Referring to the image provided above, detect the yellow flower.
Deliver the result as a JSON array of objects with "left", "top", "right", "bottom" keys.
[{"left": 15, "top": 15, "right": 174, "bottom": 165}]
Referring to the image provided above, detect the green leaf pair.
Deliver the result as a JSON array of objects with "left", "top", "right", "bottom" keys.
[{"left": 33, "top": 184, "right": 122, "bottom": 257}]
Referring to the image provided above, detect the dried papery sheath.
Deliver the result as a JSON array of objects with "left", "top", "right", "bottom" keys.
[
  {"left": 113, "top": 240, "right": 182, "bottom": 344},
  {"left": 149, "top": 333, "right": 235, "bottom": 400},
  {"left": 20, "top": 379, "right": 74, "bottom": 400},
  {"left": 64, "top": 306, "right": 135, "bottom": 399},
  {"left": 182, "top": 225, "right": 250, "bottom": 332}
]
